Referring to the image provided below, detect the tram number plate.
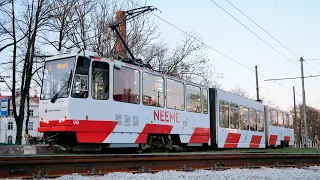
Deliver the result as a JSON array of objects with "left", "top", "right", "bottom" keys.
[{"left": 73, "top": 120, "right": 80, "bottom": 125}]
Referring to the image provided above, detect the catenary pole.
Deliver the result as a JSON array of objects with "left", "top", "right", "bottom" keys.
[{"left": 300, "top": 57, "right": 308, "bottom": 148}]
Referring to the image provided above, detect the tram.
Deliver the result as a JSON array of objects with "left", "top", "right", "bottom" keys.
[{"left": 37, "top": 49, "right": 294, "bottom": 152}]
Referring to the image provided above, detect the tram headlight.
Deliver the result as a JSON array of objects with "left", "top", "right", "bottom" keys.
[
  {"left": 41, "top": 118, "right": 49, "bottom": 124},
  {"left": 59, "top": 116, "right": 67, "bottom": 123}
]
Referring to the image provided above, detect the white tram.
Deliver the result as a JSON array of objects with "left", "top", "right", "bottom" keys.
[
  {"left": 264, "top": 106, "right": 295, "bottom": 147},
  {"left": 38, "top": 49, "right": 295, "bottom": 151}
]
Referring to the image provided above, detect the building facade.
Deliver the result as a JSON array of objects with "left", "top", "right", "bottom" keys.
[{"left": 0, "top": 94, "right": 42, "bottom": 144}]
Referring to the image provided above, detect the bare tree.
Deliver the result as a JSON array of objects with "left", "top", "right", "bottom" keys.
[
  {"left": 0, "top": 0, "right": 51, "bottom": 144},
  {"left": 0, "top": 0, "right": 222, "bottom": 144},
  {"left": 290, "top": 103, "right": 320, "bottom": 147},
  {"left": 229, "top": 84, "right": 249, "bottom": 98},
  {"left": 142, "top": 33, "right": 222, "bottom": 87}
]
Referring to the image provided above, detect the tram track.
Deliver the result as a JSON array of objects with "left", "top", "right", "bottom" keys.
[{"left": 1, "top": 153, "right": 320, "bottom": 179}]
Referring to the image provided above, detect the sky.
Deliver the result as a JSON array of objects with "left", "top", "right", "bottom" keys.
[{"left": 137, "top": 0, "right": 320, "bottom": 111}]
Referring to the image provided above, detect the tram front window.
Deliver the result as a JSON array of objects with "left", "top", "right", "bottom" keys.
[
  {"left": 71, "top": 56, "right": 90, "bottom": 98},
  {"left": 41, "top": 57, "right": 76, "bottom": 100}
]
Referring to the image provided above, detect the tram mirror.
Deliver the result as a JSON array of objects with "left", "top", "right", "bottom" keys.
[{"left": 114, "top": 61, "right": 122, "bottom": 70}]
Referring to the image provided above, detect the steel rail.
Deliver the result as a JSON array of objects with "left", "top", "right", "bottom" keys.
[{"left": 1, "top": 153, "right": 320, "bottom": 179}]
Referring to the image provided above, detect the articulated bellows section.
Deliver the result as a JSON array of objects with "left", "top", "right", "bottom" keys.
[{"left": 1, "top": 153, "right": 320, "bottom": 179}]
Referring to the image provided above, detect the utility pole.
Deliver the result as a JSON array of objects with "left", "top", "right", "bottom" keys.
[
  {"left": 293, "top": 86, "right": 299, "bottom": 147},
  {"left": 300, "top": 57, "right": 308, "bottom": 148},
  {"left": 263, "top": 57, "right": 314, "bottom": 148},
  {"left": 255, "top": 65, "right": 261, "bottom": 102}
]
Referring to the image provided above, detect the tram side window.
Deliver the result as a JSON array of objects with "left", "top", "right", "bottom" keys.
[
  {"left": 142, "top": 73, "right": 164, "bottom": 107},
  {"left": 219, "top": 100, "right": 229, "bottom": 128},
  {"left": 278, "top": 111, "right": 284, "bottom": 127},
  {"left": 230, "top": 103, "right": 239, "bottom": 129},
  {"left": 240, "top": 105, "right": 249, "bottom": 130},
  {"left": 72, "top": 56, "right": 91, "bottom": 98},
  {"left": 92, "top": 61, "right": 109, "bottom": 100},
  {"left": 202, "top": 89, "right": 208, "bottom": 114},
  {"left": 257, "top": 110, "right": 264, "bottom": 132},
  {"left": 289, "top": 114, "right": 293, "bottom": 129},
  {"left": 186, "top": 84, "right": 201, "bottom": 113},
  {"left": 268, "top": 109, "right": 272, "bottom": 125},
  {"left": 113, "top": 66, "right": 140, "bottom": 104},
  {"left": 271, "top": 110, "right": 278, "bottom": 126},
  {"left": 284, "top": 113, "right": 289, "bottom": 128},
  {"left": 166, "top": 79, "right": 184, "bottom": 110},
  {"left": 249, "top": 108, "right": 257, "bottom": 131}
]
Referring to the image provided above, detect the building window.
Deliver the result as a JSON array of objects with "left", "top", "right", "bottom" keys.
[
  {"left": 28, "top": 122, "right": 34, "bottom": 130},
  {"left": 166, "top": 79, "right": 184, "bottom": 110},
  {"left": 230, "top": 103, "right": 239, "bottom": 129},
  {"left": 8, "top": 135, "right": 12, "bottom": 144},
  {"left": 219, "top": 100, "right": 229, "bottom": 128},
  {"left": 142, "top": 73, "right": 164, "bottom": 107},
  {"left": 240, "top": 105, "right": 249, "bottom": 130},
  {"left": 202, "top": 89, "right": 208, "bottom": 114},
  {"left": 8, "top": 122, "right": 13, "bottom": 130},
  {"left": 186, "top": 84, "right": 201, "bottom": 113},
  {"left": 249, "top": 108, "right": 257, "bottom": 131},
  {"left": 257, "top": 110, "right": 264, "bottom": 132},
  {"left": 92, "top": 61, "right": 109, "bottom": 100},
  {"left": 113, "top": 66, "right": 140, "bottom": 104},
  {"left": 28, "top": 110, "right": 34, "bottom": 116}
]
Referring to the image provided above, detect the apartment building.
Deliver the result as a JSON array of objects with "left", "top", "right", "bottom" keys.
[{"left": 0, "top": 93, "right": 42, "bottom": 144}]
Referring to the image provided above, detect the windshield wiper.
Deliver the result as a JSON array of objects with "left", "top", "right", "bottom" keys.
[{"left": 51, "top": 70, "right": 73, "bottom": 103}]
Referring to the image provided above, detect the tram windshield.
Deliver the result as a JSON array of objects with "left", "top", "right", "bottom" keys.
[{"left": 40, "top": 57, "right": 76, "bottom": 100}]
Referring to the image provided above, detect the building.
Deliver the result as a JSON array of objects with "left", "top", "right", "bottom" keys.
[{"left": 0, "top": 93, "right": 42, "bottom": 144}]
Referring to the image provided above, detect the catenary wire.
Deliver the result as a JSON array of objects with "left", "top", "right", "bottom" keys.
[
  {"left": 211, "top": 0, "right": 320, "bottom": 84},
  {"left": 127, "top": 0, "right": 320, "bottom": 103}
]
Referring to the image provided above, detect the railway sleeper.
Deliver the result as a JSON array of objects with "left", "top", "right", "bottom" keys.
[
  {"left": 295, "top": 162, "right": 308, "bottom": 168},
  {"left": 180, "top": 164, "right": 194, "bottom": 172},
  {"left": 86, "top": 168, "right": 104, "bottom": 176},
  {"left": 32, "top": 170, "right": 49, "bottom": 179},
  {"left": 273, "top": 162, "right": 283, "bottom": 168},
  {"left": 129, "top": 164, "right": 152, "bottom": 173},
  {"left": 211, "top": 162, "right": 225, "bottom": 171},
  {"left": 243, "top": 163, "right": 255, "bottom": 169}
]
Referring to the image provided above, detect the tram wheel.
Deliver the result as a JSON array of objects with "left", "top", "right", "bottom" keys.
[{"left": 136, "top": 143, "right": 149, "bottom": 153}]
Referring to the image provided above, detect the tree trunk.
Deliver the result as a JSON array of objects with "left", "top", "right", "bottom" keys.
[
  {"left": 25, "top": 93, "right": 30, "bottom": 135},
  {"left": 15, "top": 118, "right": 23, "bottom": 145}
]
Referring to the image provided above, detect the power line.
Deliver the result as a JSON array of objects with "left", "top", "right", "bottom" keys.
[
  {"left": 304, "top": 61, "right": 320, "bottom": 77},
  {"left": 210, "top": 0, "right": 293, "bottom": 62},
  {"left": 212, "top": 0, "right": 320, "bottom": 84},
  {"left": 272, "top": 0, "right": 287, "bottom": 30},
  {"left": 305, "top": 59, "right": 320, "bottom": 61},
  {"left": 264, "top": 74, "right": 320, "bottom": 81},
  {"left": 258, "top": 60, "right": 295, "bottom": 68},
  {"left": 128, "top": 0, "right": 320, "bottom": 102},
  {"left": 225, "top": 0, "right": 298, "bottom": 57},
  {"left": 149, "top": 13, "right": 294, "bottom": 92}
]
